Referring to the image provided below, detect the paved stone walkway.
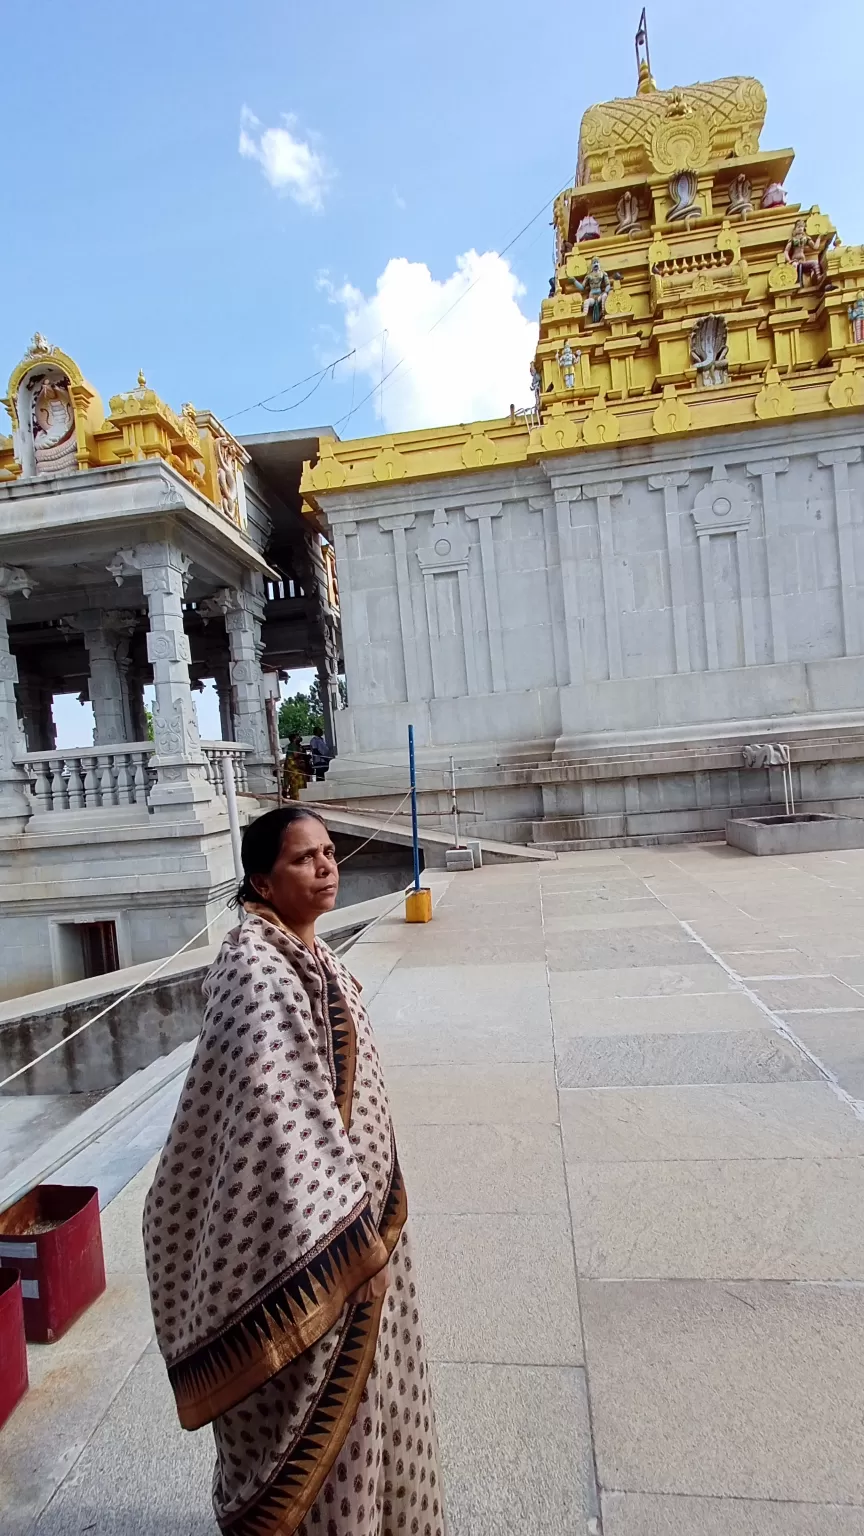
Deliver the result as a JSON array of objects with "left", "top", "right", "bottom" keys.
[{"left": 3, "top": 844, "right": 864, "bottom": 1534}]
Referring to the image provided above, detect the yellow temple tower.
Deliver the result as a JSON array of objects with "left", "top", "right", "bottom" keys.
[{"left": 302, "top": 53, "right": 864, "bottom": 499}]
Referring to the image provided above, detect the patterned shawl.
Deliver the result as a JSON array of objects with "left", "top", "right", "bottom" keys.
[{"left": 143, "top": 908, "right": 406, "bottom": 1464}]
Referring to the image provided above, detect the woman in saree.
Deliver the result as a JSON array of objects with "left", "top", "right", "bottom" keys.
[{"left": 143, "top": 806, "right": 445, "bottom": 1536}]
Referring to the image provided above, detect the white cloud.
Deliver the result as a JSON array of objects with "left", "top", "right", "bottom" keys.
[
  {"left": 329, "top": 250, "right": 539, "bottom": 432},
  {"left": 239, "top": 106, "right": 330, "bottom": 211}
]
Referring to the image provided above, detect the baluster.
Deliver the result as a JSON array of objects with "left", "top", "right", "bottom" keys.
[
  {"left": 98, "top": 752, "right": 117, "bottom": 807},
  {"left": 131, "top": 751, "right": 148, "bottom": 804},
  {"left": 19, "top": 757, "right": 36, "bottom": 809},
  {"left": 238, "top": 752, "right": 249, "bottom": 793},
  {"left": 48, "top": 754, "right": 69, "bottom": 812},
  {"left": 115, "top": 752, "right": 133, "bottom": 806},
  {"left": 65, "top": 755, "right": 85, "bottom": 809},
  {"left": 32, "top": 759, "right": 52, "bottom": 812},
  {"left": 81, "top": 753, "right": 99, "bottom": 808},
  {"left": 211, "top": 749, "right": 223, "bottom": 796}
]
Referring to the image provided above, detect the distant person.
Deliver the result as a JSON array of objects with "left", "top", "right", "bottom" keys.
[
  {"left": 282, "top": 732, "right": 309, "bottom": 800},
  {"left": 143, "top": 806, "right": 445, "bottom": 1536},
  {"left": 309, "top": 727, "right": 331, "bottom": 780}
]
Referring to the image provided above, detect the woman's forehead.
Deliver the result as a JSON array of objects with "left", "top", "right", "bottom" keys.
[{"left": 279, "top": 818, "right": 331, "bottom": 851}]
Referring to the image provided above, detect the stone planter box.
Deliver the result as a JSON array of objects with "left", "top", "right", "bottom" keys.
[
  {"left": 0, "top": 1185, "right": 106, "bottom": 1343},
  {"left": 445, "top": 847, "right": 475, "bottom": 872},
  {"left": 0, "top": 1268, "right": 28, "bottom": 1426},
  {"left": 726, "top": 813, "right": 864, "bottom": 857}
]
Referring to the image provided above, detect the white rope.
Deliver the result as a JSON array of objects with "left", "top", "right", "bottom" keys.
[
  {"left": 320, "top": 790, "right": 413, "bottom": 867},
  {"left": 0, "top": 803, "right": 420, "bottom": 1090}
]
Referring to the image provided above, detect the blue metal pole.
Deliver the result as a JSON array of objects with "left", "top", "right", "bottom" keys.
[{"left": 408, "top": 724, "right": 421, "bottom": 892}]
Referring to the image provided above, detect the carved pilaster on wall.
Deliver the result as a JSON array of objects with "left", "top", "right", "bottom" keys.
[
  {"left": 378, "top": 513, "right": 421, "bottom": 703},
  {"left": 691, "top": 466, "right": 754, "bottom": 670},
  {"left": 746, "top": 458, "right": 790, "bottom": 664},
  {"left": 817, "top": 448, "right": 862, "bottom": 657},
  {"left": 415, "top": 511, "right": 478, "bottom": 698},
  {"left": 463, "top": 503, "right": 506, "bottom": 693},
  {"left": 581, "top": 480, "right": 624, "bottom": 680},
  {"left": 529, "top": 496, "right": 568, "bottom": 687},
  {"left": 548, "top": 488, "right": 586, "bottom": 688},
  {"left": 329, "top": 520, "right": 359, "bottom": 705},
  {"left": 648, "top": 472, "right": 691, "bottom": 673}
]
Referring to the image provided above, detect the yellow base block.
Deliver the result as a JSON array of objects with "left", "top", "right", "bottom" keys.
[{"left": 405, "top": 888, "right": 433, "bottom": 923}]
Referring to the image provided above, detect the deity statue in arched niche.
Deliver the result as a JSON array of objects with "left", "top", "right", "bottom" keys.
[{"left": 30, "top": 372, "right": 77, "bottom": 474}]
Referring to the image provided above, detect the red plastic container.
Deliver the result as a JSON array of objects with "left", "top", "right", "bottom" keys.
[
  {"left": 0, "top": 1185, "right": 106, "bottom": 1343},
  {"left": 0, "top": 1268, "right": 28, "bottom": 1425}
]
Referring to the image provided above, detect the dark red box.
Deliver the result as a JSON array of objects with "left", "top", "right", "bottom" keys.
[
  {"left": 0, "top": 1186, "right": 106, "bottom": 1343},
  {"left": 0, "top": 1267, "right": 28, "bottom": 1425}
]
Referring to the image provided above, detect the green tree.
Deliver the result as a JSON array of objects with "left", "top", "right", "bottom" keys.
[
  {"left": 144, "top": 708, "right": 154, "bottom": 741},
  {"left": 278, "top": 691, "right": 323, "bottom": 739}
]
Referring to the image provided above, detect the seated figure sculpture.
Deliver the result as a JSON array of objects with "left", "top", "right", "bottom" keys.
[{"left": 574, "top": 258, "right": 612, "bottom": 324}]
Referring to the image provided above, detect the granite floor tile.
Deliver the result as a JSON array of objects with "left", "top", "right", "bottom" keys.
[
  {"left": 0, "top": 1276, "right": 155, "bottom": 1531},
  {"left": 545, "top": 926, "right": 713, "bottom": 972},
  {"left": 555, "top": 1028, "right": 817, "bottom": 1088},
  {"left": 560, "top": 1082, "right": 864, "bottom": 1162},
  {"left": 432, "top": 1362, "right": 596, "bottom": 1536},
  {"left": 548, "top": 963, "right": 737, "bottom": 1003},
  {"left": 100, "top": 1156, "right": 159, "bottom": 1273},
  {"left": 371, "top": 963, "right": 552, "bottom": 1065},
  {"left": 30, "top": 1354, "right": 214, "bottom": 1536},
  {"left": 412, "top": 1212, "right": 582, "bottom": 1365},
  {"left": 581, "top": 1280, "right": 864, "bottom": 1502},
  {"left": 397, "top": 1123, "right": 567, "bottom": 1214},
  {"left": 398, "top": 927, "right": 547, "bottom": 967},
  {"left": 601, "top": 1491, "right": 864, "bottom": 1535},
  {"left": 387, "top": 1063, "right": 558, "bottom": 1125},
  {"left": 782, "top": 1012, "right": 864, "bottom": 1098},
  {"left": 568, "top": 1158, "right": 864, "bottom": 1279},
  {"left": 542, "top": 908, "right": 679, "bottom": 934},
  {"left": 551, "top": 988, "right": 772, "bottom": 1039},
  {"left": 749, "top": 976, "right": 864, "bottom": 1012}
]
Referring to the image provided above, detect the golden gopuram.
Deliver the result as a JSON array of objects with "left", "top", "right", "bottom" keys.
[{"left": 304, "top": 66, "right": 864, "bottom": 496}]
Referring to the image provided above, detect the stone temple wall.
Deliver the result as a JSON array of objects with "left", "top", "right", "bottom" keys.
[{"left": 317, "top": 412, "right": 864, "bottom": 846}]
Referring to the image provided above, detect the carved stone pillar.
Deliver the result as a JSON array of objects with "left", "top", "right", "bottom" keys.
[
  {"left": 72, "top": 610, "right": 137, "bottom": 744},
  {"left": 126, "top": 668, "right": 149, "bottom": 743},
  {"left": 0, "top": 566, "right": 34, "bottom": 828},
  {"left": 223, "top": 584, "right": 273, "bottom": 793},
  {"left": 317, "top": 661, "right": 336, "bottom": 753},
  {"left": 16, "top": 673, "right": 56, "bottom": 752},
  {"left": 212, "top": 662, "right": 234, "bottom": 741},
  {"left": 111, "top": 543, "right": 212, "bottom": 812}
]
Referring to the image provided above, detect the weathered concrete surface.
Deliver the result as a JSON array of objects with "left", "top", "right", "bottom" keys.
[
  {"left": 2, "top": 845, "right": 864, "bottom": 1534},
  {"left": 0, "top": 890, "right": 416, "bottom": 1096},
  {"left": 727, "top": 811, "right": 864, "bottom": 855}
]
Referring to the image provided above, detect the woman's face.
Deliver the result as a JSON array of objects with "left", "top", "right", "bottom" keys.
[{"left": 252, "top": 818, "right": 339, "bottom": 924}]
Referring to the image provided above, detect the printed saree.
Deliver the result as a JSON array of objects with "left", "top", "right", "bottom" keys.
[{"left": 143, "top": 909, "right": 445, "bottom": 1536}]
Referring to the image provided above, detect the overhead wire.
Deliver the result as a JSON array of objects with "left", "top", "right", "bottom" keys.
[
  {"left": 333, "top": 178, "right": 570, "bottom": 434},
  {"left": 221, "top": 350, "right": 357, "bottom": 424},
  {"left": 220, "top": 173, "right": 569, "bottom": 436}
]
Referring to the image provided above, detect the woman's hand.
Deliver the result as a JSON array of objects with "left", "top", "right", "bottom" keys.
[{"left": 350, "top": 1262, "right": 390, "bottom": 1305}]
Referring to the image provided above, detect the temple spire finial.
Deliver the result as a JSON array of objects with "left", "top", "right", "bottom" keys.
[{"left": 635, "top": 7, "right": 657, "bottom": 93}]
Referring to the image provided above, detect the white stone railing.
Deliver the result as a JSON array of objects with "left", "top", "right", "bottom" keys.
[
  {"left": 202, "top": 741, "right": 252, "bottom": 795},
  {"left": 14, "top": 740, "right": 254, "bottom": 814},
  {"left": 16, "top": 745, "right": 154, "bottom": 813}
]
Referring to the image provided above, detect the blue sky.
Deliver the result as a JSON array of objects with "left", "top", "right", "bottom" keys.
[{"left": 3, "top": 0, "right": 862, "bottom": 741}]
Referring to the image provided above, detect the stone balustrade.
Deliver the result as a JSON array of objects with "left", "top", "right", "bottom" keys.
[
  {"left": 15, "top": 745, "right": 153, "bottom": 813},
  {"left": 14, "top": 740, "right": 252, "bottom": 814},
  {"left": 201, "top": 742, "right": 252, "bottom": 796}
]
